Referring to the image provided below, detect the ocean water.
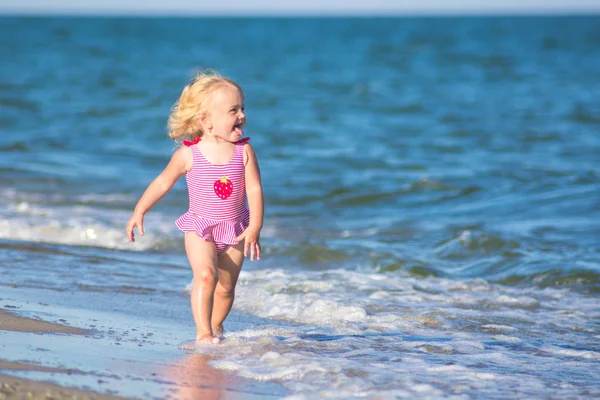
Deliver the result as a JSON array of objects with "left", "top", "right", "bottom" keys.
[{"left": 1, "top": 15, "right": 600, "bottom": 399}]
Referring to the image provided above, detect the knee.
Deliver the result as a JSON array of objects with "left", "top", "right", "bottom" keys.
[
  {"left": 194, "top": 268, "right": 218, "bottom": 288},
  {"left": 215, "top": 282, "right": 236, "bottom": 298}
]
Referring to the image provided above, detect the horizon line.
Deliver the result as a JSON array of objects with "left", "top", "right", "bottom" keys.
[
  {"left": 1, "top": 7, "right": 599, "bottom": 17},
  {"left": 0, "top": 9, "right": 600, "bottom": 18}
]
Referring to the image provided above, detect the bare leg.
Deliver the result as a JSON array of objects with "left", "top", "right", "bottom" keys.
[
  {"left": 184, "top": 232, "right": 220, "bottom": 344},
  {"left": 211, "top": 240, "right": 245, "bottom": 337}
]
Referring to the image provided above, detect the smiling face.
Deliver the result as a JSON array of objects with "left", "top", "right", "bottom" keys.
[{"left": 203, "top": 84, "right": 246, "bottom": 142}]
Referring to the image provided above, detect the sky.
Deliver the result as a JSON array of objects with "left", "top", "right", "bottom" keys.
[{"left": 0, "top": 0, "right": 599, "bottom": 15}]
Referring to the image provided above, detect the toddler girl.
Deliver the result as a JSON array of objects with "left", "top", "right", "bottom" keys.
[{"left": 126, "top": 71, "right": 264, "bottom": 344}]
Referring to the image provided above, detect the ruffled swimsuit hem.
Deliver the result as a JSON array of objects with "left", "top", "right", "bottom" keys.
[{"left": 175, "top": 209, "right": 250, "bottom": 245}]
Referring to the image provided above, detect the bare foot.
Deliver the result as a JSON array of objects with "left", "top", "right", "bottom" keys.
[
  {"left": 196, "top": 332, "right": 221, "bottom": 345},
  {"left": 212, "top": 324, "right": 225, "bottom": 340}
]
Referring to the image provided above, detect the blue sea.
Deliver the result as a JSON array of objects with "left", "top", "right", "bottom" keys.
[{"left": 1, "top": 15, "right": 599, "bottom": 399}]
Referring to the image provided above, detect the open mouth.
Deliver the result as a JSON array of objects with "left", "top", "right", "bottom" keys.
[{"left": 233, "top": 122, "right": 244, "bottom": 135}]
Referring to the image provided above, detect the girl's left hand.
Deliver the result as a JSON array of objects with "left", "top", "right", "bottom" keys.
[{"left": 236, "top": 227, "right": 261, "bottom": 261}]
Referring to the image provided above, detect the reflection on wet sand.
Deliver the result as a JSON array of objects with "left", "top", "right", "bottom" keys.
[{"left": 162, "top": 353, "right": 234, "bottom": 400}]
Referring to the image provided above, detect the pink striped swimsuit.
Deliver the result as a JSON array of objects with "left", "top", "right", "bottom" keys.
[{"left": 175, "top": 138, "right": 250, "bottom": 254}]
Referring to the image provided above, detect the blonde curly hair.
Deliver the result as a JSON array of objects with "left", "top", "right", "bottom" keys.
[{"left": 168, "top": 70, "right": 244, "bottom": 141}]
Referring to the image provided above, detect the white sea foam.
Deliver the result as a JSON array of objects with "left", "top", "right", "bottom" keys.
[
  {"left": 492, "top": 335, "right": 522, "bottom": 343},
  {"left": 199, "top": 267, "right": 600, "bottom": 398},
  {"left": 480, "top": 324, "right": 518, "bottom": 333},
  {"left": 0, "top": 208, "right": 169, "bottom": 250},
  {"left": 0, "top": 190, "right": 175, "bottom": 250},
  {"left": 542, "top": 346, "right": 600, "bottom": 360}
]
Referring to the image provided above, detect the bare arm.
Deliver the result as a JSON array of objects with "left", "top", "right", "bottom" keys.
[
  {"left": 126, "top": 146, "right": 191, "bottom": 242},
  {"left": 237, "top": 143, "right": 264, "bottom": 260}
]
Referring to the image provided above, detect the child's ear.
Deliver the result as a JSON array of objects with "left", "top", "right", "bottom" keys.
[{"left": 196, "top": 113, "right": 211, "bottom": 130}]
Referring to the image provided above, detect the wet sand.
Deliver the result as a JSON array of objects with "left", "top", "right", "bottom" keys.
[
  {"left": 0, "top": 371, "right": 129, "bottom": 400},
  {"left": 0, "top": 310, "right": 129, "bottom": 400},
  {"left": 0, "top": 309, "right": 87, "bottom": 335},
  {"left": 0, "top": 290, "right": 286, "bottom": 400}
]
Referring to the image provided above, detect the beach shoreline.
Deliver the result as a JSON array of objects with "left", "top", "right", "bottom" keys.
[
  {"left": 0, "top": 291, "right": 286, "bottom": 400},
  {"left": 0, "top": 309, "right": 130, "bottom": 399},
  {"left": 0, "top": 371, "right": 129, "bottom": 400}
]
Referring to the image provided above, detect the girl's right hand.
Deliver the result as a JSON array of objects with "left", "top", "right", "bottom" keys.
[{"left": 126, "top": 212, "right": 145, "bottom": 242}]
